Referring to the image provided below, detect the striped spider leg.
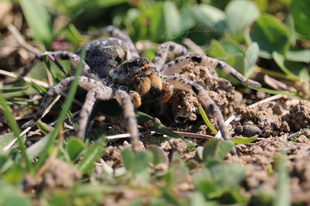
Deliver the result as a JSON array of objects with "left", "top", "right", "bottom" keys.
[
  {"left": 21, "top": 51, "right": 141, "bottom": 152},
  {"left": 158, "top": 54, "right": 261, "bottom": 141}
]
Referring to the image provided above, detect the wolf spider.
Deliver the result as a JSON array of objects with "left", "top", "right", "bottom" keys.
[{"left": 21, "top": 26, "right": 261, "bottom": 151}]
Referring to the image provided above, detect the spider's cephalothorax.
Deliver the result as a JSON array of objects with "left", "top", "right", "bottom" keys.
[{"left": 21, "top": 25, "right": 261, "bottom": 152}]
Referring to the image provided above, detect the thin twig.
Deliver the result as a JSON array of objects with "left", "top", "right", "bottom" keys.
[
  {"left": 173, "top": 131, "right": 213, "bottom": 139},
  {"left": 7, "top": 24, "right": 41, "bottom": 54},
  {"left": 105, "top": 133, "right": 131, "bottom": 140}
]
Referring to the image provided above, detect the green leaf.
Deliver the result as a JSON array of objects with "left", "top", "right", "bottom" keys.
[
  {"left": 19, "top": 0, "right": 52, "bottom": 48},
  {"left": 231, "top": 136, "right": 257, "bottom": 144},
  {"left": 193, "top": 162, "right": 245, "bottom": 199},
  {"left": 225, "top": 0, "right": 260, "bottom": 35},
  {"left": 219, "top": 39, "right": 245, "bottom": 56},
  {"left": 286, "top": 49, "right": 310, "bottom": 63},
  {"left": 149, "top": 4, "right": 165, "bottom": 41},
  {"left": 67, "top": 139, "right": 86, "bottom": 162},
  {"left": 146, "top": 145, "right": 168, "bottom": 166},
  {"left": 273, "top": 51, "right": 309, "bottom": 81},
  {"left": 208, "top": 39, "right": 228, "bottom": 58},
  {"left": 163, "top": 1, "right": 181, "bottom": 40},
  {"left": 202, "top": 139, "right": 219, "bottom": 162},
  {"left": 132, "top": 151, "right": 152, "bottom": 174},
  {"left": 179, "top": 6, "right": 196, "bottom": 37},
  {"left": 245, "top": 42, "right": 259, "bottom": 78},
  {"left": 0, "top": 155, "right": 14, "bottom": 174},
  {"left": 0, "top": 133, "right": 17, "bottom": 150},
  {"left": 2, "top": 164, "right": 24, "bottom": 185},
  {"left": 193, "top": 4, "right": 226, "bottom": 34},
  {"left": 216, "top": 141, "right": 234, "bottom": 160},
  {"left": 165, "top": 164, "right": 189, "bottom": 187},
  {"left": 190, "top": 191, "right": 208, "bottom": 206},
  {"left": 76, "top": 138, "right": 105, "bottom": 174},
  {"left": 2, "top": 196, "right": 32, "bottom": 206},
  {"left": 290, "top": 1, "right": 310, "bottom": 39},
  {"left": 246, "top": 14, "right": 290, "bottom": 59},
  {"left": 121, "top": 148, "right": 134, "bottom": 171},
  {"left": 274, "top": 152, "right": 290, "bottom": 206},
  {"left": 284, "top": 13, "right": 296, "bottom": 45},
  {"left": 203, "top": 139, "right": 234, "bottom": 162},
  {"left": 136, "top": 111, "right": 180, "bottom": 138}
]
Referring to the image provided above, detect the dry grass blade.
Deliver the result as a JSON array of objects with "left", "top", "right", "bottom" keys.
[{"left": 7, "top": 24, "right": 41, "bottom": 54}]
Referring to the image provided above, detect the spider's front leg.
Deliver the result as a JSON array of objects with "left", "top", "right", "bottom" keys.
[
  {"left": 114, "top": 89, "right": 140, "bottom": 152},
  {"left": 157, "top": 82, "right": 174, "bottom": 104},
  {"left": 163, "top": 75, "right": 231, "bottom": 141},
  {"left": 21, "top": 51, "right": 100, "bottom": 80},
  {"left": 161, "top": 54, "right": 261, "bottom": 88},
  {"left": 152, "top": 42, "right": 188, "bottom": 69},
  {"left": 21, "top": 76, "right": 104, "bottom": 129}
]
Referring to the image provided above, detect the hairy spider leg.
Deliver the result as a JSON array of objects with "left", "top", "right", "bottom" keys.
[
  {"left": 160, "top": 54, "right": 262, "bottom": 88},
  {"left": 152, "top": 42, "right": 188, "bottom": 69},
  {"left": 21, "top": 51, "right": 100, "bottom": 81},
  {"left": 21, "top": 76, "right": 140, "bottom": 151},
  {"left": 157, "top": 82, "right": 174, "bottom": 105},
  {"left": 21, "top": 76, "right": 102, "bottom": 129},
  {"left": 129, "top": 90, "right": 142, "bottom": 108},
  {"left": 96, "top": 25, "right": 139, "bottom": 58},
  {"left": 114, "top": 89, "right": 140, "bottom": 152},
  {"left": 163, "top": 75, "right": 231, "bottom": 141}
]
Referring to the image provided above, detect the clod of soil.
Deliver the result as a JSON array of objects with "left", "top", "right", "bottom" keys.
[
  {"left": 169, "top": 62, "right": 242, "bottom": 127},
  {"left": 235, "top": 100, "right": 310, "bottom": 137},
  {"left": 42, "top": 159, "right": 81, "bottom": 189}
]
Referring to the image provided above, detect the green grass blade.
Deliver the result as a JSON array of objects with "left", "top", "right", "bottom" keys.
[
  {"left": 53, "top": 8, "right": 85, "bottom": 39},
  {"left": 0, "top": 91, "right": 32, "bottom": 172},
  {"left": 198, "top": 104, "right": 217, "bottom": 135},
  {"left": 136, "top": 111, "right": 180, "bottom": 138},
  {"left": 230, "top": 136, "right": 257, "bottom": 144},
  {"left": 65, "top": 109, "right": 78, "bottom": 131},
  {"left": 76, "top": 138, "right": 105, "bottom": 174},
  {"left": 0, "top": 87, "right": 29, "bottom": 93},
  {"left": 19, "top": 0, "right": 53, "bottom": 49},
  {"left": 6, "top": 100, "right": 40, "bottom": 106},
  {"left": 33, "top": 47, "right": 86, "bottom": 172},
  {"left": 250, "top": 86, "right": 306, "bottom": 100},
  {"left": 15, "top": 73, "right": 47, "bottom": 95}
]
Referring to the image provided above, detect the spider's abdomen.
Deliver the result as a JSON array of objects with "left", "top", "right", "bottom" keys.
[{"left": 76, "top": 37, "right": 131, "bottom": 78}]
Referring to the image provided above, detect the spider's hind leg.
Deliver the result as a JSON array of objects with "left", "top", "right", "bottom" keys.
[
  {"left": 163, "top": 75, "right": 231, "bottom": 141},
  {"left": 152, "top": 42, "right": 188, "bottom": 69}
]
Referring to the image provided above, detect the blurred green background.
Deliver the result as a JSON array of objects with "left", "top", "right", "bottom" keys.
[{"left": 17, "top": 0, "right": 310, "bottom": 88}]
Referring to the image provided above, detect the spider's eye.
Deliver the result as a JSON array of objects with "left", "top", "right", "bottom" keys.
[{"left": 135, "top": 77, "right": 140, "bottom": 84}]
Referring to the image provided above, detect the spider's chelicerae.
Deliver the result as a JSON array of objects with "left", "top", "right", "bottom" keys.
[{"left": 21, "top": 26, "right": 261, "bottom": 151}]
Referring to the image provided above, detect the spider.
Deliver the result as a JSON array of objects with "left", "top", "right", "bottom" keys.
[{"left": 21, "top": 25, "right": 261, "bottom": 152}]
